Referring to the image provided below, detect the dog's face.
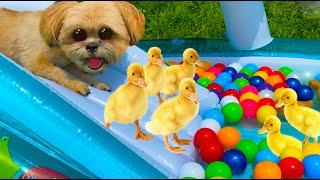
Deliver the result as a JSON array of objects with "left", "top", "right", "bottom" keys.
[{"left": 40, "top": 1, "right": 145, "bottom": 74}]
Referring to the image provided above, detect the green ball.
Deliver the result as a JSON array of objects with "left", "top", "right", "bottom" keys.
[
  {"left": 258, "top": 138, "right": 269, "bottom": 150},
  {"left": 240, "top": 67, "right": 254, "bottom": 78},
  {"left": 234, "top": 78, "right": 250, "bottom": 89},
  {"left": 279, "top": 66, "right": 293, "bottom": 77},
  {"left": 197, "top": 77, "right": 212, "bottom": 88},
  {"left": 236, "top": 139, "right": 259, "bottom": 163},
  {"left": 205, "top": 161, "right": 232, "bottom": 179},
  {"left": 182, "top": 177, "right": 195, "bottom": 179},
  {"left": 222, "top": 102, "right": 243, "bottom": 123}
]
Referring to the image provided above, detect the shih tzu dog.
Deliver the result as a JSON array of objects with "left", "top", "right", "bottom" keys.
[{"left": 0, "top": 1, "right": 145, "bottom": 95}]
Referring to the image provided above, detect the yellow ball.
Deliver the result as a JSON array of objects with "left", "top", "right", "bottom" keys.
[
  {"left": 280, "top": 146, "right": 304, "bottom": 161},
  {"left": 274, "top": 87, "right": 285, "bottom": 103},
  {"left": 254, "top": 71, "right": 269, "bottom": 81},
  {"left": 240, "top": 92, "right": 260, "bottom": 103},
  {"left": 303, "top": 143, "right": 320, "bottom": 156},
  {"left": 203, "top": 72, "right": 216, "bottom": 81},
  {"left": 256, "top": 105, "right": 277, "bottom": 124}
]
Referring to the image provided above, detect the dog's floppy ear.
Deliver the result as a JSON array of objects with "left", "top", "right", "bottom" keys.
[
  {"left": 115, "top": 1, "right": 145, "bottom": 46},
  {"left": 40, "top": 1, "right": 78, "bottom": 47}
]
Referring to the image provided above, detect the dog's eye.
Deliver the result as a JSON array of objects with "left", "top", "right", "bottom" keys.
[
  {"left": 72, "top": 29, "right": 87, "bottom": 41},
  {"left": 99, "top": 28, "right": 113, "bottom": 40}
]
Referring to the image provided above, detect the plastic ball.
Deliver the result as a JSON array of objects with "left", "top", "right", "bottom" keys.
[
  {"left": 279, "top": 66, "right": 293, "bottom": 77},
  {"left": 228, "top": 63, "right": 242, "bottom": 72},
  {"left": 220, "top": 95, "right": 239, "bottom": 107},
  {"left": 179, "top": 162, "right": 205, "bottom": 179},
  {"left": 223, "top": 83, "right": 240, "bottom": 91},
  {"left": 197, "top": 77, "right": 212, "bottom": 88},
  {"left": 299, "top": 71, "right": 314, "bottom": 85},
  {"left": 254, "top": 71, "right": 269, "bottom": 81},
  {"left": 213, "top": 63, "right": 226, "bottom": 71},
  {"left": 303, "top": 155, "right": 320, "bottom": 179},
  {"left": 234, "top": 78, "right": 250, "bottom": 89},
  {"left": 199, "top": 92, "right": 220, "bottom": 115},
  {"left": 254, "top": 149, "right": 280, "bottom": 164},
  {"left": 222, "top": 103, "right": 243, "bottom": 123},
  {"left": 286, "top": 78, "right": 301, "bottom": 91},
  {"left": 217, "top": 72, "right": 232, "bottom": 83},
  {"left": 200, "top": 119, "right": 221, "bottom": 133},
  {"left": 208, "top": 83, "right": 223, "bottom": 93},
  {"left": 193, "top": 128, "right": 219, "bottom": 149},
  {"left": 253, "top": 161, "right": 282, "bottom": 179},
  {"left": 233, "top": 73, "right": 249, "bottom": 81},
  {"left": 222, "top": 149, "right": 247, "bottom": 175},
  {"left": 239, "top": 85, "right": 258, "bottom": 95},
  {"left": 239, "top": 92, "right": 260, "bottom": 103},
  {"left": 240, "top": 99, "right": 258, "bottom": 119},
  {"left": 256, "top": 105, "right": 277, "bottom": 124},
  {"left": 287, "top": 72, "right": 301, "bottom": 82},
  {"left": 203, "top": 72, "right": 216, "bottom": 81},
  {"left": 279, "top": 157, "right": 304, "bottom": 179},
  {"left": 303, "top": 143, "right": 320, "bottom": 156},
  {"left": 223, "top": 89, "right": 240, "bottom": 99},
  {"left": 222, "top": 67, "right": 237, "bottom": 78},
  {"left": 257, "top": 98, "right": 275, "bottom": 108},
  {"left": 212, "top": 90, "right": 223, "bottom": 100},
  {"left": 214, "top": 78, "right": 228, "bottom": 88},
  {"left": 258, "top": 89, "right": 274, "bottom": 100},
  {"left": 258, "top": 66, "right": 273, "bottom": 75},
  {"left": 217, "top": 127, "right": 241, "bottom": 149},
  {"left": 257, "top": 83, "right": 274, "bottom": 91},
  {"left": 196, "top": 67, "right": 206, "bottom": 77},
  {"left": 280, "top": 146, "right": 304, "bottom": 161},
  {"left": 273, "top": 82, "right": 288, "bottom": 90},
  {"left": 203, "top": 108, "right": 224, "bottom": 126},
  {"left": 258, "top": 138, "right": 268, "bottom": 150},
  {"left": 207, "top": 67, "right": 222, "bottom": 76},
  {"left": 240, "top": 67, "right": 254, "bottom": 78},
  {"left": 315, "top": 73, "right": 320, "bottom": 81},
  {"left": 297, "top": 85, "right": 314, "bottom": 101},
  {"left": 193, "top": 73, "right": 199, "bottom": 81},
  {"left": 249, "top": 76, "right": 265, "bottom": 88},
  {"left": 244, "top": 63, "right": 258, "bottom": 72},
  {"left": 205, "top": 161, "right": 232, "bottom": 179},
  {"left": 266, "top": 75, "right": 283, "bottom": 87},
  {"left": 270, "top": 71, "right": 286, "bottom": 82},
  {"left": 199, "top": 141, "right": 224, "bottom": 163},
  {"left": 236, "top": 139, "right": 259, "bottom": 163}
]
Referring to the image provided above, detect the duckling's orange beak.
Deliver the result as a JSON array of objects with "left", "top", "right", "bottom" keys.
[
  {"left": 188, "top": 93, "right": 199, "bottom": 104},
  {"left": 258, "top": 127, "right": 267, "bottom": 134},
  {"left": 275, "top": 101, "right": 284, "bottom": 108},
  {"left": 138, "top": 78, "right": 147, "bottom": 88},
  {"left": 195, "top": 60, "right": 204, "bottom": 68},
  {"left": 156, "top": 58, "right": 163, "bottom": 67}
]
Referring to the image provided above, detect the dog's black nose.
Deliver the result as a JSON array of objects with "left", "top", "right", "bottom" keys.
[{"left": 86, "top": 43, "right": 99, "bottom": 53}]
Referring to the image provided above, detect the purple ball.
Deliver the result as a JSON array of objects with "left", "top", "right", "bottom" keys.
[
  {"left": 257, "top": 83, "right": 274, "bottom": 91},
  {"left": 194, "top": 73, "right": 200, "bottom": 81},
  {"left": 233, "top": 73, "right": 249, "bottom": 81},
  {"left": 211, "top": 89, "right": 223, "bottom": 100}
]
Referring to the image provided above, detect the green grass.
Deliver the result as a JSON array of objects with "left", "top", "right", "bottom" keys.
[{"left": 130, "top": 1, "right": 320, "bottom": 40}]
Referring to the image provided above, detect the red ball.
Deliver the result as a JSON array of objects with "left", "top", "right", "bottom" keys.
[
  {"left": 199, "top": 141, "right": 224, "bottom": 163},
  {"left": 223, "top": 89, "right": 240, "bottom": 99},
  {"left": 273, "top": 82, "right": 288, "bottom": 90},
  {"left": 258, "top": 98, "right": 275, "bottom": 108},
  {"left": 240, "top": 99, "right": 258, "bottom": 119},
  {"left": 193, "top": 128, "right": 219, "bottom": 149},
  {"left": 208, "top": 83, "right": 223, "bottom": 93},
  {"left": 213, "top": 63, "right": 226, "bottom": 71},
  {"left": 271, "top": 71, "right": 286, "bottom": 82},
  {"left": 279, "top": 157, "right": 304, "bottom": 179},
  {"left": 258, "top": 66, "right": 273, "bottom": 75}
]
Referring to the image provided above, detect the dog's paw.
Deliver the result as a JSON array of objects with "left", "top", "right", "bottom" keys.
[
  {"left": 95, "top": 82, "right": 111, "bottom": 92},
  {"left": 70, "top": 80, "right": 90, "bottom": 96}
]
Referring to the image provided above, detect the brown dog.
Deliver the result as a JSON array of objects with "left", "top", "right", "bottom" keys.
[{"left": 0, "top": 1, "right": 145, "bottom": 95}]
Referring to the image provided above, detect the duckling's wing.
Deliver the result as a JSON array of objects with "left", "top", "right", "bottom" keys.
[{"left": 165, "top": 67, "right": 178, "bottom": 84}]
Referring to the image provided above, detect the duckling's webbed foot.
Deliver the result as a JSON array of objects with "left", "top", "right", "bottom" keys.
[
  {"left": 173, "top": 133, "right": 191, "bottom": 146},
  {"left": 105, "top": 122, "right": 110, "bottom": 128},
  {"left": 135, "top": 120, "right": 153, "bottom": 141},
  {"left": 164, "top": 135, "right": 185, "bottom": 154}
]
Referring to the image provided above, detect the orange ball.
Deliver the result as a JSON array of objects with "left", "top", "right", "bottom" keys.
[
  {"left": 254, "top": 71, "right": 269, "bottom": 81},
  {"left": 239, "top": 92, "right": 260, "bottom": 103},
  {"left": 203, "top": 72, "right": 216, "bottom": 81},
  {"left": 253, "top": 161, "right": 282, "bottom": 179},
  {"left": 266, "top": 75, "right": 283, "bottom": 87},
  {"left": 217, "top": 127, "right": 241, "bottom": 149},
  {"left": 196, "top": 66, "right": 206, "bottom": 77}
]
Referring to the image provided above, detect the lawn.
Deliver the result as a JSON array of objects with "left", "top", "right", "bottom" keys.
[{"left": 130, "top": 1, "right": 320, "bottom": 40}]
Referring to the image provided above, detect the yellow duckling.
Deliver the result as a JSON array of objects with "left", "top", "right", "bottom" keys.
[
  {"left": 145, "top": 78, "right": 199, "bottom": 153},
  {"left": 276, "top": 88, "right": 320, "bottom": 144},
  {"left": 104, "top": 63, "right": 153, "bottom": 140},
  {"left": 144, "top": 47, "right": 165, "bottom": 104},
  {"left": 258, "top": 115, "right": 302, "bottom": 156},
  {"left": 160, "top": 48, "right": 204, "bottom": 100}
]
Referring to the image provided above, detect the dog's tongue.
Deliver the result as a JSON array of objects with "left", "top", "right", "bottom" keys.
[{"left": 88, "top": 57, "right": 102, "bottom": 69}]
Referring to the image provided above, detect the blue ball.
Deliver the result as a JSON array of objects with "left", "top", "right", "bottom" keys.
[
  {"left": 303, "top": 155, "right": 320, "bottom": 179},
  {"left": 249, "top": 76, "right": 265, "bottom": 87},
  {"left": 223, "top": 67, "right": 238, "bottom": 78},
  {"left": 244, "top": 63, "right": 258, "bottom": 72},
  {"left": 223, "top": 82, "right": 240, "bottom": 91},
  {"left": 217, "top": 72, "right": 233, "bottom": 83},
  {"left": 222, "top": 149, "right": 247, "bottom": 175},
  {"left": 233, "top": 73, "right": 249, "bottom": 81},
  {"left": 211, "top": 89, "right": 223, "bottom": 100},
  {"left": 254, "top": 149, "right": 279, "bottom": 165},
  {"left": 257, "top": 83, "right": 274, "bottom": 91},
  {"left": 214, "top": 77, "right": 228, "bottom": 88},
  {"left": 202, "top": 108, "right": 224, "bottom": 126},
  {"left": 315, "top": 73, "right": 320, "bottom": 81},
  {"left": 286, "top": 78, "right": 301, "bottom": 91},
  {"left": 297, "top": 85, "right": 314, "bottom": 101}
]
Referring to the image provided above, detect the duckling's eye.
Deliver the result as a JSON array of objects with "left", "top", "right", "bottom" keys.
[
  {"left": 286, "top": 96, "right": 290, "bottom": 99},
  {"left": 132, "top": 73, "right": 135, "bottom": 76},
  {"left": 152, "top": 55, "right": 154, "bottom": 57},
  {"left": 190, "top": 55, "right": 193, "bottom": 59},
  {"left": 186, "top": 87, "right": 189, "bottom": 90},
  {"left": 270, "top": 123, "right": 273, "bottom": 126}
]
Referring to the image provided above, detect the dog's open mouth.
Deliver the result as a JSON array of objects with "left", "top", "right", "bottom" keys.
[{"left": 88, "top": 57, "right": 103, "bottom": 70}]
